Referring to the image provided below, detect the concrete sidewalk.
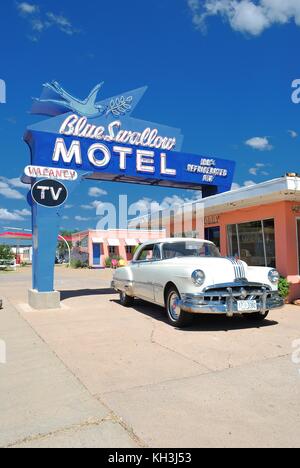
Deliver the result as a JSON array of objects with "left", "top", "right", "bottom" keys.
[
  {"left": 1, "top": 267, "right": 300, "bottom": 447},
  {"left": 0, "top": 294, "right": 141, "bottom": 448}
]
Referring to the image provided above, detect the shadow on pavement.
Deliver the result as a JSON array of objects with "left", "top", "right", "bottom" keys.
[
  {"left": 111, "top": 299, "right": 279, "bottom": 332},
  {"left": 60, "top": 288, "right": 117, "bottom": 301}
]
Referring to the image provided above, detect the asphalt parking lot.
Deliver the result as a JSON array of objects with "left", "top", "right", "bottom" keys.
[{"left": 0, "top": 266, "right": 300, "bottom": 448}]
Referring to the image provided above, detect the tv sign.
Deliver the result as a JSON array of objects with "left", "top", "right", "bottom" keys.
[{"left": 31, "top": 179, "right": 68, "bottom": 208}]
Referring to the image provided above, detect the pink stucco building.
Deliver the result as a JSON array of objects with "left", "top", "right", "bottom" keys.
[{"left": 71, "top": 229, "right": 165, "bottom": 268}]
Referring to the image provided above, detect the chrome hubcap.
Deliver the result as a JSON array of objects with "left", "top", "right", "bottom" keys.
[{"left": 168, "top": 292, "right": 181, "bottom": 321}]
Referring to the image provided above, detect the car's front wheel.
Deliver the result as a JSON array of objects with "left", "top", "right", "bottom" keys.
[
  {"left": 166, "top": 287, "right": 193, "bottom": 328},
  {"left": 119, "top": 291, "right": 135, "bottom": 307}
]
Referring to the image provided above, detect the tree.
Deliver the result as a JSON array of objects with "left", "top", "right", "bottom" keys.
[
  {"left": 0, "top": 245, "right": 14, "bottom": 261},
  {"left": 57, "top": 230, "right": 74, "bottom": 260}
]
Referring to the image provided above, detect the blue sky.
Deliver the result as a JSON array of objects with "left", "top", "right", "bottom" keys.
[{"left": 0, "top": 0, "right": 300, "bottom": 233}]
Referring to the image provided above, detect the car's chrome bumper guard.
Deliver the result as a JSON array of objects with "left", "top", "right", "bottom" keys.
[
  {"left": 111, "top": 280, "right": 134, "bottom": 296},
  {"left": 179, "top": 287, "right": 284, "bottom": 317}
]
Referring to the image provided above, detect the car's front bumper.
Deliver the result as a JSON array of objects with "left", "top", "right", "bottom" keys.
[{"left": 179, "top": 287, "right": 284, "bottom": 317}]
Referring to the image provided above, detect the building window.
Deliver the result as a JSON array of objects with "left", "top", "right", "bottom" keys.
[
  {"left": 109, "top": 246, "right": 117, "bottom": 255},
  {"left": 126, "top": 246, "right": 134, "bottom": 255},
  {"left": 205, "top": 227, "right": 220, "bottom": 250},
  {"left": 227, "top": 219, "right": 276, "bottom": 268}
]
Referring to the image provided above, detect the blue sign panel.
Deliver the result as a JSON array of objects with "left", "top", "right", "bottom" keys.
[
  {"left": 25, "top": 82, "right": 235, "bottom": 193},
  {"left": 25, "top": 129, "right": 235, "bottom": 192}
]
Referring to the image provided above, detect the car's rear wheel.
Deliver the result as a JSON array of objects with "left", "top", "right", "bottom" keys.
[
  {"left": 166, "top": 287, "right": 193, "bottom": 328},
  {"left": 244, "top": 311, "right": 269, "bottom": 322},
  {"left": 119, "top": 291, "right": 135, "bottom": 307}
]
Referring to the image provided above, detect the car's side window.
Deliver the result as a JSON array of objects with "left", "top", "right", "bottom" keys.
[
  {"left": 135, "top": 244, "right": 161, "bottom": 263},
  {"left": 136, "top": 245, "right": 154, "bottom": 262}
]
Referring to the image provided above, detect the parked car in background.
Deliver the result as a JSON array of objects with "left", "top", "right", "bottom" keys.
[{"left": 111, "top": 238, "right": 284, "bottom": 327}]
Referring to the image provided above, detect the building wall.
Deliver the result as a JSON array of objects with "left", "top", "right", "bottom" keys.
[
  {"left": 72, "top": 229, "right": 166, "bottom": 268},
  {"left": 204, "top": 201, "right": 300, "bottom": 301}
]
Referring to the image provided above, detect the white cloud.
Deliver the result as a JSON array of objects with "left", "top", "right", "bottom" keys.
[
  {"left": 88, "top": 187, "right": 108, "bottom": 198},
  {"left": 32, "top": 19, "right": 45, "bottom": 32},
  {"left": 249, "top": 162, "right": 269, "bottom": 176},
  {"left": 64, "top": 204, "right": 73, "bottom": 209},
  {"left": 0, "top": 183, "right": 24, "bottom": 200},
  {"left": 0, "top": 208, "right": 24, "bottom": 221},
  {"left": 0, "top": 177, "right": 27, "bottom": 189},
  {"left": 288, "top": 129, "right": 298, "bottom": 138},
  {"left": 46, "top": 12, "right": 77, "bottom": 36},
  {"left": 245, "top": 136, "right": 273, "bottom": 151},
  {"left": 187, "top": 0, "right": 300, "bottom": 36},
  {"left": 81, "top": 204, "right": 94, "bottom": 210},
  {"left": 231, "top": 180, "right": 257, "bottom": 190},
  {"left": 14, "top": 209, "right": 31, "bottom": 217},
  {"left": 131, "top": 194, "right": 198, "bottom": 217},
  {"left": 244, "top": 179, "right": 257, "bottom": 187},
  {"left": 75, "top": 216, "right": 91, "bottom": 222},
  {"left": 17, "top": 4, "right": 78, "bottom": 38},
  {"left": 92, "top": 200, "right": 105, "bottom": 210},
  {"left": 17, "top": 2, "right": 38, "bottom": 15}
]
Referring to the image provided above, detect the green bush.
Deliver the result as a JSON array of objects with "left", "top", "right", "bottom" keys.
[
  {"left": 278, "top": 277, "right": 290, "bottom": 299},
  {"left": 70, "top": 259, "right": 88, "bottom": 269},
  {"left": 105, "top": 257, "right": 112, "bottom": 268}
]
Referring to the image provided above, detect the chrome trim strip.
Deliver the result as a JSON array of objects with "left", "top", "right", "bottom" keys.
[
  {"left": 203, "top": 282, "right": 271, "bottom": 292},
  {"left": 227, "top": 257, "right": 246, "bottom": 280}
]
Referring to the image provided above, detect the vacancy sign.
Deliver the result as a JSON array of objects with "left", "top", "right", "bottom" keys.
[{"left": 25, "top": 165, "right": 78, "bottom": 181}]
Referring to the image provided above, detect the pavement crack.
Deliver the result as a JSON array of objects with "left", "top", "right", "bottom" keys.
[
  {"left": 4, "top": 415, "right": 112, "bottom": 448},
  {"left": 150, "top": 321, "right": 213, "bottom": 372},
  {"left": 101, "top": 352, "right": 294, "bottom": 396}
]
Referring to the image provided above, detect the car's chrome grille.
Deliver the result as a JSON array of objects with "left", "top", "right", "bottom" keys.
[
  {"left": 227, "top": 257, "right": 246, "bottom": 279},
  {"left": 202, "top": 284, "right": 272, "bottom": 304}
]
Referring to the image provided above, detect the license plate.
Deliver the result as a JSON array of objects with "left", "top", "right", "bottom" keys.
[{"left": 237, "top": 300, "right": 258, "bottom": 312}]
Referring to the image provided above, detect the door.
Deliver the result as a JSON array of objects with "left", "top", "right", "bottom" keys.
[
  {"left": 131, "top": 244, "right": 161, "bottom": 301},
  {"left": 93, "top": 243, "right": 101, "bottom": 267},
  {"left": 205, "top": 226, "right": 221, "bottom": 250}
]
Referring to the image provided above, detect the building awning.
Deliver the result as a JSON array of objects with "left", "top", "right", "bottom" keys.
[
  {"left": 108, "top": 239, "right": 120, "bottom": 247},
  {"left": 0, "top": 232, "right": 32, "bottom": 240},
  {"left": 125, "top": 239, "right": 138, "bottom": 246},
  {"left": 92, "top": 237, "right": 104, "bottom": 243}
]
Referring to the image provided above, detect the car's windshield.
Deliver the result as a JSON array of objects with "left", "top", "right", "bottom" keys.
[{"left": 162, "top": 241, "right": 221, "bottom": 259}]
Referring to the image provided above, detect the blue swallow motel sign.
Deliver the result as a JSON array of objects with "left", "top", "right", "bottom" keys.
[{"left": 23, "top": 82, "right": 235, "bottom": 308}]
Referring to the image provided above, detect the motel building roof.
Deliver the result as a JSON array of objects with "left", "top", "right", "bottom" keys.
[
  {"left": 0, "top": 232, "right": 72, "bottom": 242},
  {"left": 130, "top": 175, "right": 300, "bottom": 228},
  {"left": 0, "top": 232, "right": 32, "bottom": 241},
  {"left": 201, "top": 175, "right": 300, "bottom": 216}
]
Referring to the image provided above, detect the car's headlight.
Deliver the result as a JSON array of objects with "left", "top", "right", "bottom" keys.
[
  {"left": 268, "top": 269, "right": 280, "bottom": 284},
  {"left": 192, "top": 270, "right": 206, "bottom": 286}
]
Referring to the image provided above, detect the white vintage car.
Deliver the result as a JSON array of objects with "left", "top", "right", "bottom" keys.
[{"left": 111, "top": 238, "right": 284, "bottom": 327}]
